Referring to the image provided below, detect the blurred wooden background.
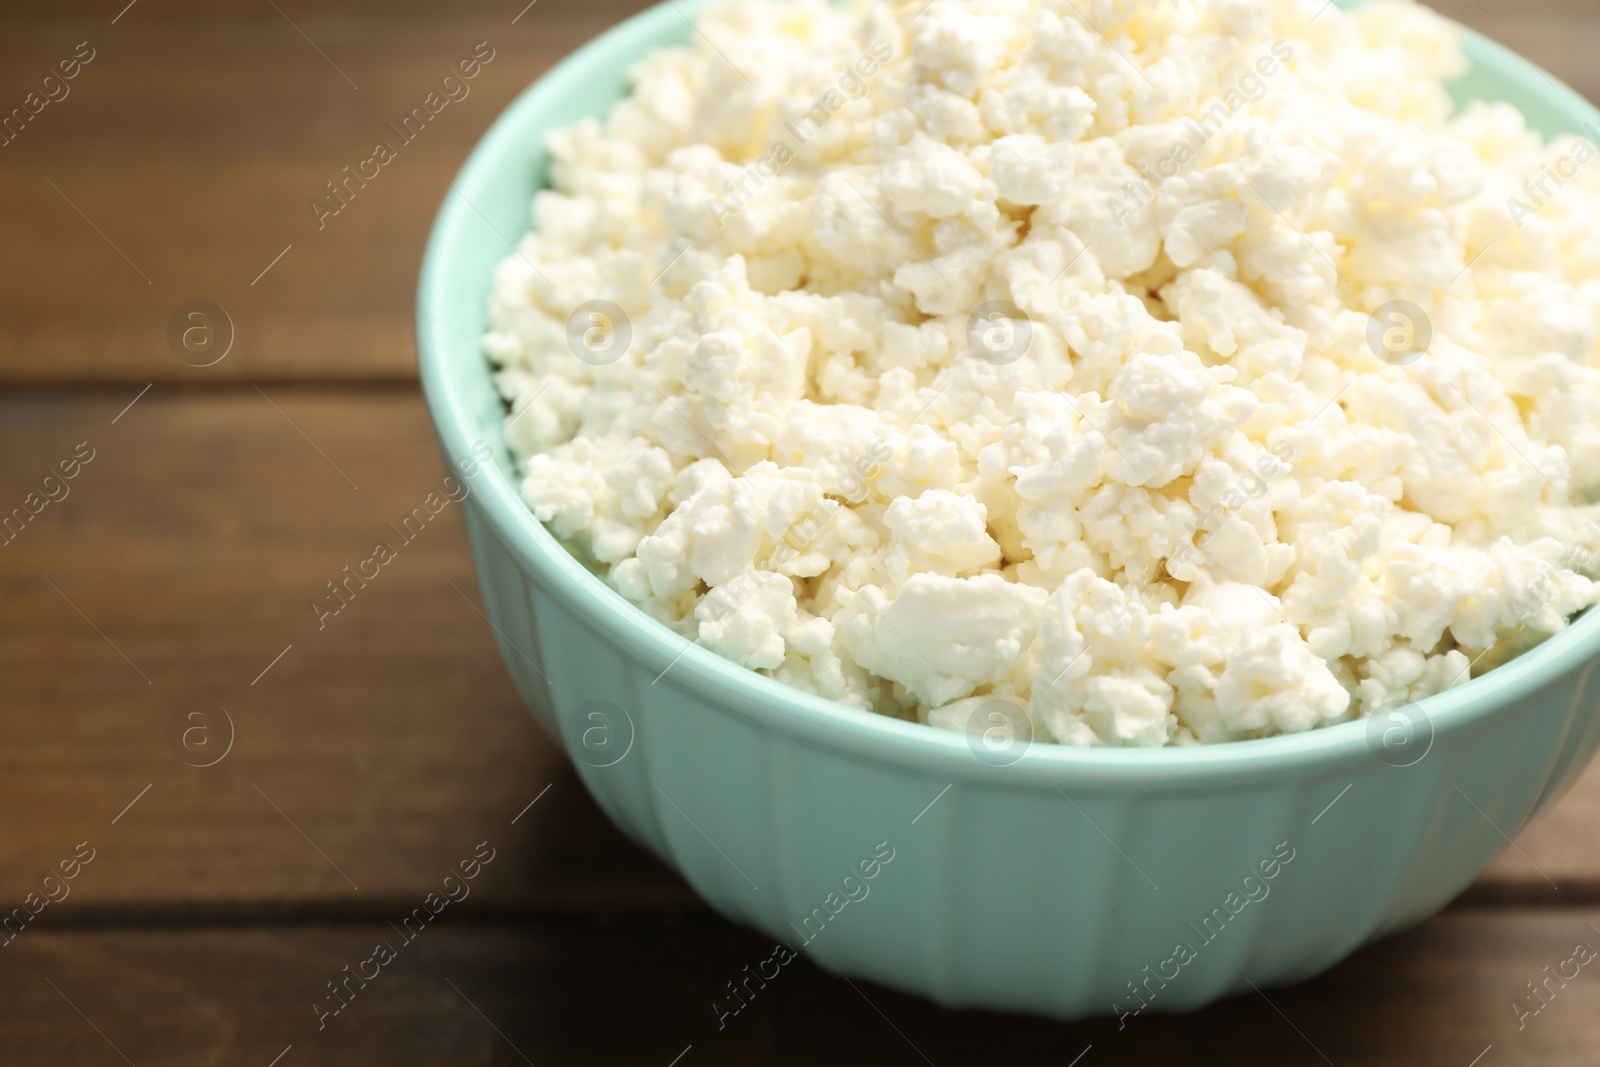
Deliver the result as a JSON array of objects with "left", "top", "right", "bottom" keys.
[{"left": 1, "top": 0, "right": 1598, "bottom": 1063}]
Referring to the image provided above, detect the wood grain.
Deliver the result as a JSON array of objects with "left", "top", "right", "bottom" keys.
[
  {"left": 0, "top": 0, "right": 655, "bottom": 385},
  {"left": 0, "top": 0, "right": 1594, "bottom": 385},
  {"left": 1433, "top": 0, "right": 1600, "bottom": 103},
  {"left": 0, "top": 390, "right": 693, "bottom": 915},
  {"left": 1, "top": 389, "right": 1598, "bottom": 921},
  {"left": 4, "top": 908, "right": 1600, "bottom": 1066}
]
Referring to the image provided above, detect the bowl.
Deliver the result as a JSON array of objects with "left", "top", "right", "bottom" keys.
[{"left": 417, "top": 0, "right": 1600, "bottom": 1019}]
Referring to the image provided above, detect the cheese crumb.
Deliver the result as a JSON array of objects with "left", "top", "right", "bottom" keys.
[{"left": 485, "top": 0, "right": 1600, "bottom": 746}]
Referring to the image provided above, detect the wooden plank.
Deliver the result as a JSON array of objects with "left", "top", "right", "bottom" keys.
[
  {"left": 1431, "top": 0, "right": 1600, "bottom": 104},
  {"left": 0, "top": 389, "right": 692, "bottom": 913},
  {"left": 0, "top": 0, "right": 653, "bottom": 385},
  {"left": 1, "top": 390, "right": 1599, "bottom": 914},
  {"left": 2, "top": 908, "right": 1599, "bottom": 1065},
  {"left": 1480, "top": 778, "right": 1600, "bottom": 899},
  {"left": 0, "top": 0, "right": 1594, "bottom": 385}
]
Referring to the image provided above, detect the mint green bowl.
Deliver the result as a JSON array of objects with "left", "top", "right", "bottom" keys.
[{"left": 418, "top": 1, "right": 1600, "bottom": 1019}]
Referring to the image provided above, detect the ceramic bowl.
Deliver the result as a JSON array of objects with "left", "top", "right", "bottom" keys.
[{"left": 417, "top": 0, "right": 1600, "bottom": 1019}]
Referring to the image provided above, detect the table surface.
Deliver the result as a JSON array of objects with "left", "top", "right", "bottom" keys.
[{"left": 4, "top": 1, "right": 1600, "bottom": 1063}]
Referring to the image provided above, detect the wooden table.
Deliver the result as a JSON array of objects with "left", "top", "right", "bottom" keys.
[{"left": 3, "top": 1, "right": 1598, "bottom": 1063}]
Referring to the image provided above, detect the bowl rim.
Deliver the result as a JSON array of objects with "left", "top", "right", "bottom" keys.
[{"left": 417, "top": 0, "right": 1600, "bottom": 788}]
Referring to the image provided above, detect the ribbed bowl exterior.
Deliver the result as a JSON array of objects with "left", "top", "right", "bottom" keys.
[
  {"left": 418, "top": 0, "right": 1600, "bottom": 1021},
  {"left": 461, "top": 499, "right": 1600, "bottom": 1019}
]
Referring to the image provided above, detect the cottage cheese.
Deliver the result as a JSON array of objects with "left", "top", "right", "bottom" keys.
[{"left": 484, "top": 0, "right": 1600, "bottom": 746}]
